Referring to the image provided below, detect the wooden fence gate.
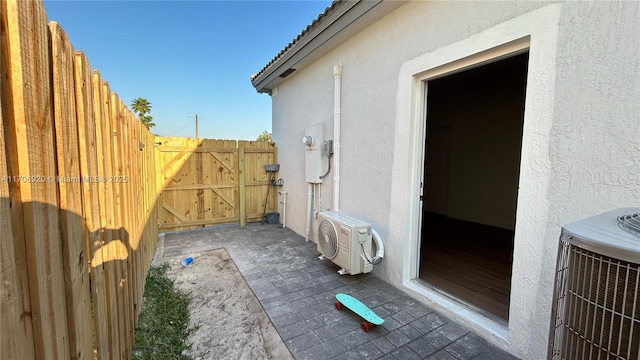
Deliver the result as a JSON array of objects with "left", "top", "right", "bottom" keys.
[{"left": 155, "top": 137, "right": 278, "bottom": 232}]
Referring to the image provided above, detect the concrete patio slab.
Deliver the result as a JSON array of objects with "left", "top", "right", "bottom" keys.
[{"left": 158, "top": 223, "right": 517, "bottom": 360}]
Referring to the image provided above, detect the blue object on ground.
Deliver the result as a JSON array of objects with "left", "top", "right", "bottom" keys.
[{"left": 335, "top": 293, "right": 384, "bottom": 331}]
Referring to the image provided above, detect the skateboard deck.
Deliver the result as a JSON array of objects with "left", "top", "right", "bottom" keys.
[{"left": 335, "top": 293, "right": 384, "bottom": 331}]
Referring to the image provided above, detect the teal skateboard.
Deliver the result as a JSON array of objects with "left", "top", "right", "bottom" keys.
[{"left": 335, "top": 293, "right": 384, "bottom": 332}]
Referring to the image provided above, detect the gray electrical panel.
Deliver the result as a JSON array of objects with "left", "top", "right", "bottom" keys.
[{"left": 303, "top": 123, "right": 326, "bottom": 183}]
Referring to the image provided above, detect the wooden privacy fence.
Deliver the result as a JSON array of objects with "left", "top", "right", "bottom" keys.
[
  {"left": 1, "top": 1, "right": 159, "bottom": 359},
  {"left": 155, "top": 136, "right": 279, "bottom": 232}
]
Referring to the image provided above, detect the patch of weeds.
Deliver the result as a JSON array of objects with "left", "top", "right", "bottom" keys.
[{"left": 132, "top": 263, "right": 200, "bottom": 360}]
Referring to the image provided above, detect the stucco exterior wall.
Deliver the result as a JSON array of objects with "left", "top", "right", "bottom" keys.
[{"left": 270, "top": 2, "right": 640, "bottom": 358}]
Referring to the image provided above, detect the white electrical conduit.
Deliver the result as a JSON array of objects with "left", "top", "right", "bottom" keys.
[
  {"left": 314, "top": 183, "right": 318, "bottom": 213},
  {"left": 371, "top": 228, "right": 385, "bottom": 263},
  {"left": 305, "top": 183, "right": 313, "bottom": 241},
  {"left": 279, "top": 190, "right": 287, "bottom": 228},
  {"left": 333, "top": 64, "right": 342, "bottom": 212},
  {"left": 332, "top": 64, "right": 385, "bottom": 263}
]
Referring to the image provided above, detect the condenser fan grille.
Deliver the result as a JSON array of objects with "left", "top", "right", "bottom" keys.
[
  {"left": 550, "top": 241, "right": 640, "bottom": 359},
  {"left": 318, "top": 219, "right": 338, "bottom": 259},
  {"left": 618, "top": 213, "right": 640, "bottom": 237}
]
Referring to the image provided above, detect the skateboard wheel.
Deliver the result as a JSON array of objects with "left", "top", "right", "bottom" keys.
[
  {"left": 335, "top": 301, "right": 343, "bottom": 310},
  {"left": 361, "top": 321, "right": 372, "bottom": 332}
]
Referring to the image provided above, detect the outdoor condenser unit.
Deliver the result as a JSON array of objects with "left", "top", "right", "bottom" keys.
[
  {"left": 316, "top": 211, "right": 373, "bottom": 275},
  {"left": 549, "top": 207, "right": 640, "bottom": 360}
]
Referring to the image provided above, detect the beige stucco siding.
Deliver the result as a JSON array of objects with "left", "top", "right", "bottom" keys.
[{"left": 273, "top": 0, "right": 546, "bottom": 239}]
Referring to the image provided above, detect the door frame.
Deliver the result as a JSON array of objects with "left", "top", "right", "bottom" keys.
[
  {"left": 393, "top": 4, "right": 561, "bottom": 353},
  {"left": 407, "top": 37, "right": 531, "bottom": 287},
  {"left": 418, "top": 52, "right": 530, "bottom": 323},
  {"left": 402, "top": 38, "right": 535, "bottom": 342}
]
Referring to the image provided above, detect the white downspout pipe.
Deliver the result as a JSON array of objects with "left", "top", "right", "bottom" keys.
[
  {"left": 305, "top": 184, "right": 313, "bottom": 241},
  {"left": 333, "top": 64, "right": 342, "bottom": 212}
]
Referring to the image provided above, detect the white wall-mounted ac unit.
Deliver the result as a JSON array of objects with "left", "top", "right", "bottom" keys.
[
  {"left": 316, "top": 211, "right": 373, "bottom": 275},
  {"left": 549, "top": 207, "right": 640, "bottom": 360}
]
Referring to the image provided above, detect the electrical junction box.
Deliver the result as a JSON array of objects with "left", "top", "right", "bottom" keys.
[
  {"left": 303, "top": 123, "right": 327, "bottom": 183},
  {"left": 322, "top": 140, "right": 334, "bottom": 157}
]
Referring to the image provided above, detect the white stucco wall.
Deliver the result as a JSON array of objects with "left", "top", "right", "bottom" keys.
[{"left": 270, "top": 2, "right": 640, "bottom": 358}]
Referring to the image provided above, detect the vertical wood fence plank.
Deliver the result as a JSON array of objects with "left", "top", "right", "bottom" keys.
[
  {"left": 128, "top": 114, "right": 141, "bottom": 325},
  {"left": 145, "top": 127, "right": 159, "bottom": 272},
  {"left": 196, "top": 149, "right": 204, "bottom": 222},
  {"left": 141, "top": 124, "right": 150, "bottom": 275},
  {"left": 100, "top": 80, "right": 121, "bottom": 359},
  {"left": 90, "top": 70, "right": 111, "bottom": 359},
  {"left": 130, "top": 118, "right": 140, "bottom": 321},
  {"left": 0, "top": 99, "right": 36, "bottom": 359},
  {"left": 141, "top": 125, "right": 150, "bottom": 275},
  {"left": 118, "top": 96, "right": 132, "bottom": 359},
  {"left": 110, "top": 96, "right": 125, "bottom": 359},
  {"left": 103, "top": 89, "right": 124, "bottom": 360},
  {"left": 118, "top": 99, "right": 134, "bottom": 358},
  {"left": 238, "top": 145, "right": 246, "bottom": 226},
  {"left": 0, "top": 10, "right": 36, "bottom": 353},
  {"left": 74, "top": 51, "right": 105, "bottom": 359},
  {"left": 49, "top": 21, "right": 94, "bottom": 360},
  {"left": 3, "top": 1, "right": 70, "bottom": 358},
  {"left": 121, "top": 107, "right": 132, "bottom": 350}
]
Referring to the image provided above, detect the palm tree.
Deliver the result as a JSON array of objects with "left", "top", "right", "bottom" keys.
[
  {"left": 131, "top": 98, "right": 155, "bottom": 128},
  {"left": 141, "top": 115, "right": 155, "bottom": 129}
]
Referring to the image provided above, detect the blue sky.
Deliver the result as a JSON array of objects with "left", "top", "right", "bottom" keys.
[{"left": 43, "top": 1, "right": 331, "bottom": 140}]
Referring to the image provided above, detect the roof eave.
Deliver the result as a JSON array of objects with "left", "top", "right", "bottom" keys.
[{"left": 251, "top": 0, "right": 405, "bottom": 94}]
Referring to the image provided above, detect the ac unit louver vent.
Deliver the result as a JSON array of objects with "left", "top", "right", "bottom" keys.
[{"left": 550, "top": 208, "right": 640, "bottom": 360}]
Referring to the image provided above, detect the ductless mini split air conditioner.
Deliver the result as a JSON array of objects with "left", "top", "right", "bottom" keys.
[{"left": 316, "top": 211, "right": 374, "bottom": 275}]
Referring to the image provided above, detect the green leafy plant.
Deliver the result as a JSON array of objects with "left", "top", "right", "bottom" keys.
[{"left": 256, "top": 130, "right": 272, "bottom": 142}]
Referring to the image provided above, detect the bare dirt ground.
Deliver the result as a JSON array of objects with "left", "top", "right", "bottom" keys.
[{"left": 162, "top": 249, "right": 293, "bottom": 360}]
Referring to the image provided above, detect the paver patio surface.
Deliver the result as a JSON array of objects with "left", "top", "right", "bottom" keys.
[{"left": 159, "top": 223, "right": 518, "bottom": 360}]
